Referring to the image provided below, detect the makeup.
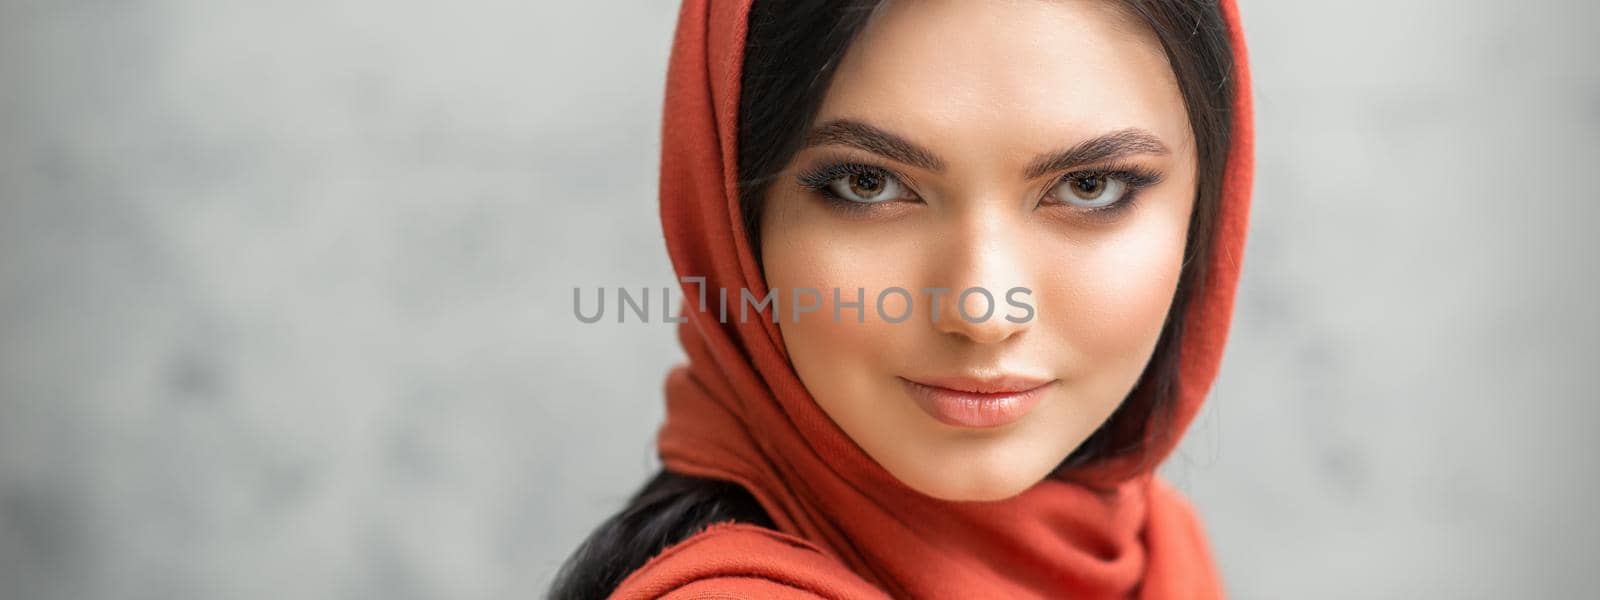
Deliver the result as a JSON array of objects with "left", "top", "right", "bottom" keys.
[{"left": 897, "top": 375, "right": 1056, "bottom": 429}]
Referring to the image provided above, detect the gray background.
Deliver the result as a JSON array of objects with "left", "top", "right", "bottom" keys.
[{"left": 1, "top": 0, "right": 1596, "bottom": 598}]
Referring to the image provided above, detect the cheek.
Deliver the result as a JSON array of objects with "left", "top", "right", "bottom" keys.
[
  {"left": 1034, "top": 206, "right": 1190, "bottom": 386},
  {"left": 760, "top": 197, "right": 934, "bottom": 435},
  {"left": 761, "top": 209, "right": 914, "bottom": 378}
]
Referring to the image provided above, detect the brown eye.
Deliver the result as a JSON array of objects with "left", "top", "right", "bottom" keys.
[
  {"left": 1049, "top": 173, "right": 1128, "bottom": 209},
  {"left": 1071, "top": 175, "right": 1105, "bottom": 197},
  {"left": 828, "top": 171, "right": 905, "bottom": 204},
  {"left": 850, "top": 173, "right": 883, "bottom": 196}
]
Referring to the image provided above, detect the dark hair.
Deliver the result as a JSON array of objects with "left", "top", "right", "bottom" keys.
[{"left": 549, "top": 2, "right": 1234, "bottom": 597}]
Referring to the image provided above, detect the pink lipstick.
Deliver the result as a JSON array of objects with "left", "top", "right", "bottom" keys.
[{"left": 898, "top": 374, "right": 1055, "bottom": 429}]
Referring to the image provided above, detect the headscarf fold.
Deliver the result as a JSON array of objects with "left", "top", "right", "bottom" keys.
[{"left": 621, "top": 0, "right": 1254, "bottom": 597}]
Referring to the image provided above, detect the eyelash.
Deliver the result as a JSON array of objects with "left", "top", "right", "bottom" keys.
[
  {"left": 794, "top": 159, "right": 1163, "bottom": 219},
  {"left": 1044, "top": 164, "right": 1164, "bottom": 217},
  {"left": 794, "top": 161, "right": 911, "bottom": 207}
]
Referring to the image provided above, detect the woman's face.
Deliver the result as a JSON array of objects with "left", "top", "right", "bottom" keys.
[{"left": 760, "top": 0, "right": 1197, "bottom": 502}]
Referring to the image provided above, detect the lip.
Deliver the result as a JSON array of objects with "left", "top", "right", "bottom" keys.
[{"left": 897, "top": 374, "right": 1055, "bottom": 429}]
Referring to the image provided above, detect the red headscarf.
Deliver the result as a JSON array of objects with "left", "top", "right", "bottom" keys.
[{"left": 612, "top": 0, "right": 1253, "bottom": 597}]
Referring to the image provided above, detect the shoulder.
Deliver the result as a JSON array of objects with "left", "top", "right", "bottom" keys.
[{"left": 607, "top": 522, "right": 890, "bottom": 600}]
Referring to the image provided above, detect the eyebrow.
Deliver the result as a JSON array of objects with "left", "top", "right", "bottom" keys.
[
  {"left": 804, "top": 119, "right": 946, "bottom": 172},
  {"left": 803, "top": 118, "right": 1170, "bottom": 180},
  {"left": 1021, "top": 128, "right": 1171, "bottom": 180}
]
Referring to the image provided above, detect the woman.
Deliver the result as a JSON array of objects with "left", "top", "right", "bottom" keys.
[{"left": 554, "top": 0, "right": 1252, "bottom": 597}]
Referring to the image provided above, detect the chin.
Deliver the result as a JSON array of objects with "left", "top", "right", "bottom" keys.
[
  {"left": 894, "top": 442, "right": 1064, "bottom": 502},
  {"left": 905, "top": 468, "right": 1040, "bottom": 502}
]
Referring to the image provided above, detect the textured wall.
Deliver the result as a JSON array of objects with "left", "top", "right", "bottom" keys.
[{"left": 1, "top": 1, "right": 1596, "bottom": 598}]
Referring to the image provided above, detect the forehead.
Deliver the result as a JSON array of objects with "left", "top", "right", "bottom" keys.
[{"left": 816, "top": 0, "right": 1194, "bottom": 165}]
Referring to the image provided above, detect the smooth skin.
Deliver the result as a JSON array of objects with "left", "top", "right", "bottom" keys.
[{"left": 759, "top": 0, "right": 1199, "bottom": 501}]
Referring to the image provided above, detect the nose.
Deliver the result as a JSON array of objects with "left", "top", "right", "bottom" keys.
[{"left": 928, "top": 206, "right": 1034, "bottom": 345}]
